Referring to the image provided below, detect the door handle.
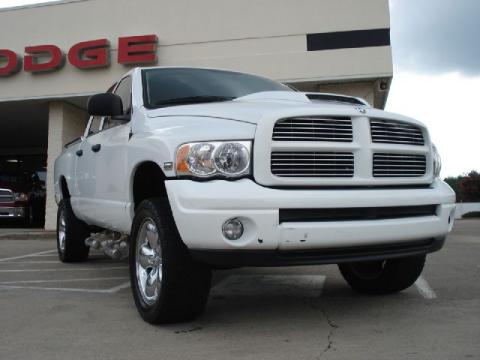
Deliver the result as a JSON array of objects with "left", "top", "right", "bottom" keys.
[
  {"left": 76, "top": 149, "right": 83, "bottom": 157},
  {"left": 91, "top": 144, "right": 101, "bottom": 152}
]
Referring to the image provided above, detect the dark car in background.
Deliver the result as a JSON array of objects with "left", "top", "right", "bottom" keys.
[{"left": 0, "top": 156, "right": 46, "bottom": 227}]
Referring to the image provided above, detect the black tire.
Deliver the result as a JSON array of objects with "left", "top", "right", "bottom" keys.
[
  {"left": 56, "top": 199, "right": 90, "bottom": 262},
  {"left": 338, "top": 255, "right": 426, "bottom": 295},
  {"left": 129, "top": 198, "right": 212, "bottom": 324}
]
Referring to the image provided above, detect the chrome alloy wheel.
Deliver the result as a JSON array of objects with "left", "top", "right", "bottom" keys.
[
  {"left": 58, "top": 208, "right": 66, "bottom": 252},
  {"left": 135, "top": 219, "right": 163, "bottom": 306}
]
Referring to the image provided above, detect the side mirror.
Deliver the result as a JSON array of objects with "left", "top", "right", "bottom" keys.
[{"left": 87, "top": 93, "right": 123, "bottom": 117}]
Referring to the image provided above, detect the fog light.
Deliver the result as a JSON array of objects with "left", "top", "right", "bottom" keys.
[{"left": 222, "top": 218, "right": 244, "bottom": 240}]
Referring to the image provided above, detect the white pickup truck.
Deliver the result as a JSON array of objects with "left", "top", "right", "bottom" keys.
[{"left": 54, "top": 67, "right": 456, "bottom": 324}]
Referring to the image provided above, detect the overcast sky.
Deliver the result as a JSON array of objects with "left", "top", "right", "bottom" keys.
[
  {"left": 1, "top": 0, "right": 478, "bottom": 177},
  {"left": 387, "top": 0, "right": 480, "bottom": 177}
]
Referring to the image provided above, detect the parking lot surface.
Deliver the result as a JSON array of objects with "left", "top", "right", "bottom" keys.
[{"left": 0, "top": 220, "right": 479, "bottom": 360}]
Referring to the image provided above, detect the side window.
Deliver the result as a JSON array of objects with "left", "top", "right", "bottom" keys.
[
  {"left": 103, "top": 77, "right": 132, "bottom": 131},
  {"left": 115, "top": 76, "right": 132, "bottom": 114},
  {"left": 88, "top": 116, "right": 103, "bottom": 136}
]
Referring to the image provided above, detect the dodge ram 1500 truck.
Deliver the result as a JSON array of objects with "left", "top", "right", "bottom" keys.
[{"left": 54, "top": 67, "right": 456, "bottom": 324}]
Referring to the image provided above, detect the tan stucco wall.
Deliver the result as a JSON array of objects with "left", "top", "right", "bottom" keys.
[{"left": 0, "top": 0, "right": 392, "bottom": 102}]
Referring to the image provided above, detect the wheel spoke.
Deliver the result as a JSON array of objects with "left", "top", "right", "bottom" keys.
[
  {"left": 135, "top": 218, "right": 163, "bottom": 306},
  {"left": 146, "top": 223, "right": 159, "bottom": 250},
  {"left": 58, "top": 210, "right": 66, "bottom": 252},
  {"left": 138, "top": 244, "right": 157, "bottom": 268}
]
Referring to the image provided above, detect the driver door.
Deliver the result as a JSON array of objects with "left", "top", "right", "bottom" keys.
[{"left": 74, "top": 77, "right": 132, "bottom": 231}]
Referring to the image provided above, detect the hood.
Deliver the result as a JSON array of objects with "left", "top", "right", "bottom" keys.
[
  {"left": 145, "top": 91, "right": 370, "bottom": 124},
  {"left": 144, "top": 91, "right": 425, "bottom": 128}
]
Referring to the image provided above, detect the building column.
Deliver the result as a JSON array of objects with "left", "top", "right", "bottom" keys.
[{"left": 44, "top": 102, "right": 88, "bottom": 230}]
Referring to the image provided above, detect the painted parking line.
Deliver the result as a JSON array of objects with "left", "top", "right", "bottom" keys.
[
  {"left": 30, "top": 253, "right": 105, "bottom": 258},
  {"left": 30, "top": 253, "right": 61, "bottom": 257},
  {"left": 0, "top": 249, "right": 57, "bottom": 262},
  {"left": 0, "top": 261, "right": 72, "bottom": 264},
  {"left": 0, "top": 281, "right": 131, "bottom": 294},
  {"left": 0, "top": 248, "right": 438, "bottom": 299},
  {"left": 0, "top": 276, "right": 129, "bottom": 285},
  {"left": 212, "top": 274, "right": 326, "bottom": 298},
  {"left": 212, "top": 274, "right": 438, "bottom": 300},
  {"left": 414, "top": 276, "right": 437, "bottom": 299},
  {"left": 0, "top": 266, "right": 128, "bottom": 273}
]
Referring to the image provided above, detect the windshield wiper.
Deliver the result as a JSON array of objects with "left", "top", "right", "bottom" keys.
[{"left": 154, "top": 96, "right": 235, "bottom": 107}]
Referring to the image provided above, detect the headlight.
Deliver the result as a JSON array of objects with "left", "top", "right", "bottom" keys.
[
  {"left": 176, "top": 141, "right": 251, "bottom": 178},
  {"left": 14, "top": 192, "right": 28, "bottom": 202},
  {"left": 432, "top": 144, "right": 442, "bottom": 178}
]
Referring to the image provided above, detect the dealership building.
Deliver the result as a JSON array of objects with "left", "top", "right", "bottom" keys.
[{"left": 0, "top": 0, "right": 393, "bottom": 230}]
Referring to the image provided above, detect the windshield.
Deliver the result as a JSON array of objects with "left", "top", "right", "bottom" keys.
[{"left": 142, "top": 68, "right": 292, "bottom": 108}]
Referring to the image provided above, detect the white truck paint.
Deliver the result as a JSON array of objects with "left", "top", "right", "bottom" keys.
[
  {"left": 55, "top": 67, "right": 455, "bottom": 245},
  {"left": 54, "top": 67, "right": 456, "bottom": 323}
]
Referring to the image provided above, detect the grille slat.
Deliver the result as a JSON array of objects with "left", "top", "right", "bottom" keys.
[
  {"left": 273, "top": 116, "right": 353, "bottom": 142},
  {"left": 371, "top": 123, "right": 424, "bottom": 131},
  {"left": 373, "top": 153, "right": 426, "bottom": 177},
  {"left": 0, "top": 189, "right": 14, "bottom": 203},
  {"left": 271, "top": 152, "right": 354, "bottom": 178},
  {"left": 371, "top": 119, "right": 424, "bottom": 146},
  {"left": 292, "top": 117, "right": 352, "bottom": 122},
  {"left": 370, "top": 128, "right": 424, "bottom": 135},
  {"left": 274, "top": 131, "right": 353, "bottom": 135},
  {"left": 372, "top": 134, "right": 424, "bottom": 140}
]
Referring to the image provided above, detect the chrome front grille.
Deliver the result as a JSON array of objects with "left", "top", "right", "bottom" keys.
[
  {"left": 272, "top": 116, "right": 352, "bottom": 142},
  {"left": 370, "top": 119, "right": 424, "bottom": 146},
  {"left": 259, "top": 113, "right": 431, "bottom": 186},
  {"left": 373, "top": 153, "right": 427, "bottom": 177},
  {"left": 271, "top": 152, "right": 354, "bottom": 177},
  {"left": 0, "top": 189, "right": 14, "bottom": 203}
]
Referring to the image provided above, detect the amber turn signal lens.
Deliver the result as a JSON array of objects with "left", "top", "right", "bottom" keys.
[{"left": 176, "top": 144, "right": 190, "bottom": 174}]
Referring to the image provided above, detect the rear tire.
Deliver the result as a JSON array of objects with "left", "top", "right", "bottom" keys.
[
  {"left": 129, "top": 198, "right": 212, "bottom": 324},
  {"left": 338, "top": 255, "right": 426, "bottom": 295},
  {"left": 24, "top": 202, "right": 35, "bottom": 228},
  {"left": 56, "top": 199, "right": 90, "bottom": 262}
]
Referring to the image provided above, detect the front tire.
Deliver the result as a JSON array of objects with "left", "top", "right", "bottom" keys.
[
  {"left": 338, "top": 255, "right": 426, "bottom": 295},
  {"left": 129, "top": 198, "right": 212, "bottom": 324},
  {"left": 56, "top": 199, "right": 90, "bottom": 262}
]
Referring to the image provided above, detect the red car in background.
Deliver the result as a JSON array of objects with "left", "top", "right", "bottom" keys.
[{"left": 0, "top": 157, "right": 46, "bottom": 227}]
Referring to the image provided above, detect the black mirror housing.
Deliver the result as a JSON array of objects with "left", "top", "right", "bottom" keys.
[{"left": 88, "top": 93, "right": 123, "bottom": 117}]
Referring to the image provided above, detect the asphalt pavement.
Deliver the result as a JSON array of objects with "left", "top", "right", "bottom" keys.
[{"left": 0, "top": 220, "right": 479, "bottom": 360}]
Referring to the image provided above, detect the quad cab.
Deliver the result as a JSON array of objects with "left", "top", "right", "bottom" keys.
[{"left": 54, "top": 67, "right": 455, "bottom": 323}]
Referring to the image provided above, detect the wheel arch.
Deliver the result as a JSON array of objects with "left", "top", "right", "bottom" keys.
[
  {"left": 59, "top": 175, "right": 71, "bottom": 201},
  {"left": 130, "top": 161, "right": 168, "bottom": 210}
]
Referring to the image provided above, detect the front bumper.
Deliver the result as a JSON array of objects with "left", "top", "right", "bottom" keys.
[
  {"left": 0, "top": 206, "right": 25, "bottom": 219},
  {"left": 165, "top": 179, "right": 456, "bottom": 264},
  {"left": 189, "top": 238, "right": 446, "bottom": 267}
]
